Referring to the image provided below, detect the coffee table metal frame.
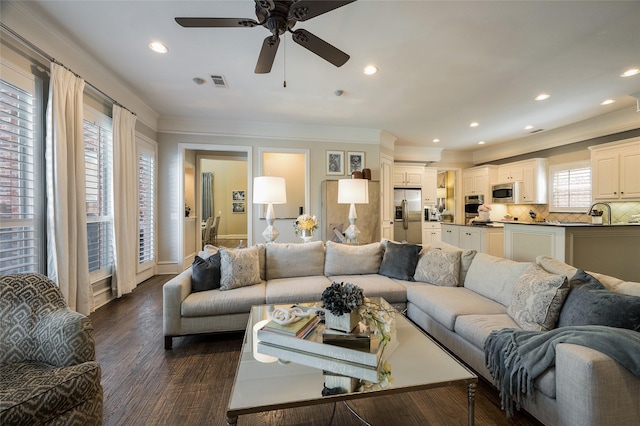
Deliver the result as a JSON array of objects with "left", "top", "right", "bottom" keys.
[{"left": 226, "top": 301, "right": 477, "bottom": 425}]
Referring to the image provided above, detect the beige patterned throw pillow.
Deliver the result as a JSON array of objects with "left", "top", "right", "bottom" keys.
[
  {"left": 507, "top": 263, "right": 569, "bottom": 331},
  {"left": 414, "top": 248, "right": 461, "bottom": 286},
  {"left": 219, "top": 246, "right": 262, "bottom": 290}
]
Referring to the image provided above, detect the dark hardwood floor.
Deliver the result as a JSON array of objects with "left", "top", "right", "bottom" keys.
[{"left": 90, "top": 275, "right": 542, "bottom": 426}]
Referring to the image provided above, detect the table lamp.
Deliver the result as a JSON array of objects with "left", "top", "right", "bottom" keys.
[
  {"left": 337, "top": 178, "right": 369, "bottom": 244},
  {"left": 253, "top": 176, "right": 287, "bottom": 242}
]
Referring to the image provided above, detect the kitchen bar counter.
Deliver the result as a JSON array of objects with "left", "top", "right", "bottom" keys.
[{"left": 503, "top": 222, "right": 640, "bottom": 282}]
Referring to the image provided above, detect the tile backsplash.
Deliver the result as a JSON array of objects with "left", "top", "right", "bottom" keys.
[{"left": 505, "top": 202, "right": 640, "bottom": 224}]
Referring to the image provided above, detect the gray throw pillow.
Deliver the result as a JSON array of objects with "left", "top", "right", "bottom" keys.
[
  {"left": 378, "top": 241, "right": 421, "bottom": 281},
  {"left": 558, "top": 269, "right": 640, "bottom": 331},
  {"left": 507, "top": 263, "right": 569, "bottom": 331},
  {"left": 219, "top": 246, "right": 262, "bottom": 290},
  {"left": 191, "top": 253, "right": 221, "bottom": 292}
]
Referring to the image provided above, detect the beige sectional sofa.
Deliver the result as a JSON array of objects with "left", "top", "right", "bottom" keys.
[{"left": 163, "top": 240, "right": 640, "bottom": 426}]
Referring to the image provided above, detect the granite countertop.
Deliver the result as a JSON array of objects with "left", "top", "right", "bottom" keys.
[{"left": 500, "top": 220, "right": 640, "bottom": 227}]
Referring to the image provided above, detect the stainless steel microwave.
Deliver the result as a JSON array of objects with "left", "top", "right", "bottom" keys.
[{"left": 492, "top": 181, "right": 524, "bottom": 204}]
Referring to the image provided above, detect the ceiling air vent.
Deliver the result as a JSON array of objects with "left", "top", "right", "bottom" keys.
[{"left": 210, "top": 75, "right": 228, "bottom": 88}]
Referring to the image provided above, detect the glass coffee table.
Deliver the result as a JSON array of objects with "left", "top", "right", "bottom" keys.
[{"left": 226, "top": 301, "right": 477, "bottom": 425}]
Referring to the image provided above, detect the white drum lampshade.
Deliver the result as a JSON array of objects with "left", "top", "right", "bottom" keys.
[{"left": 337, "top": 179, "right": 369, "bottom": 243}]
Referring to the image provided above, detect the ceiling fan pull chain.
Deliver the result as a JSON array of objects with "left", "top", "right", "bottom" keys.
[{"left": 283, "top": 34, "right": 287, "bottom": 88}]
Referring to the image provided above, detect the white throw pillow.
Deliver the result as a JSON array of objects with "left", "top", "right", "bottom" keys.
[
  {"left": 507, "top": 263, "right": 569, "bottom": 331},
  {"left": 414, "top": 248, "right": 461, "bottom": 286},
  {"left": 464, "top": 253, "right": 530, "bottom": 306},
  {"left": 219, "top": 246, "right": 262, "bottom": 290},
  {"left": 324, "top": 241, "right": 383, "bottom": 276}
]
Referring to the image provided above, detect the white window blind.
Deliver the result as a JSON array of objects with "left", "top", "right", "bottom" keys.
[
  {"left": 0, "top": 69, "right": 44, "bottom": 274},
  {"left": 549, "top": 161, "right": 591, "bottom": 212},
  {"left": 84, "top": 114, "right": 113, "bottom": 275},
  {"left": 138, "top": 150, "right": 155, "bottom": 265}
]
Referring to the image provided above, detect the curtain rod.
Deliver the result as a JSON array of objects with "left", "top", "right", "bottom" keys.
[{"left": 1, "top": 22, "right": 137, "bottom": 117}]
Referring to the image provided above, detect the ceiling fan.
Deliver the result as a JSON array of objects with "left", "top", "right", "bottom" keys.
[{"left": 175, "top": 0, "right": 356, "bottom": 74}]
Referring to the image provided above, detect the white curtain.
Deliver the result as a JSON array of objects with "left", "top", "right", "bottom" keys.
[
  {"left": 45, "top": 63, "right": 93, "bottom": 315},
  {"left": 112, "top": 105, "right": 138, "bottom": 297}
]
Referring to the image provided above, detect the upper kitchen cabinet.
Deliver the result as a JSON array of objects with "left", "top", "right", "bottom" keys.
[
  {"left": 463, "top": 166, "right": 497, "bottom": 200},
  {"left": 497, "top": 158, "right": 548, "bottom": 204},
  {"left": 393, "top": 164, "right": 424, "bottom": 188},
  {"left": 423, "top": 168, "right": 438, "bottom": 204},
  {"left": 590, "top": 139, "right": 640, "bottom": 201}
]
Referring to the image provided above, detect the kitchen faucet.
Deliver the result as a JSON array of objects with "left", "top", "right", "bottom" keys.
[{"left": 587, "top": 202, "right": 611, "bottom": 225}]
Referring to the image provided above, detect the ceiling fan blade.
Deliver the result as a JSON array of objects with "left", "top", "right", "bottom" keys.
[
  {"left": 255, "top": 36, "right": 280, "bottom": 74},
  {"left": 291, "top": 29, "right": 349, "bottom": 67},
  {"left": 175, "top": 17, "right": 260, "bottom": 28},
  {"left": 289, "top": 0, "right": 357, "bottom": 21}
]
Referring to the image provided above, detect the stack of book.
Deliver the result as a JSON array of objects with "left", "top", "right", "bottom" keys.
[{"left": 260, "top": 314, "right": 320, "bottom": 339}]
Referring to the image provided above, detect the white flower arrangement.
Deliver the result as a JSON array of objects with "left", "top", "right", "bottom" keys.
[{"left": 293, "top": 214, "right": 318, "bottom": 236}]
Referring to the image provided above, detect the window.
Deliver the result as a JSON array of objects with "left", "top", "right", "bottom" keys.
[
  {"left": 0, "top": 64, "right": 45, "bottom": 274},
  {"left": 84, "top": 110, "right": 113, "bottom": 277},
  {"left": 138, "top": 149, "right": 155, "bottom": 266},
  {"left": 548, "top": 161, "right": 591, "bottom": 212}
]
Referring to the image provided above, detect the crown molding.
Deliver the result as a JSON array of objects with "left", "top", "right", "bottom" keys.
[
  {"left": 158, "top": 116, "right": 382, "bottom": 144},
  {"left": 394, "top": 145, "right": 443, "bottom": 163},
  {"left": 472, "top": 105, "right": 640, "bottom": 164}
]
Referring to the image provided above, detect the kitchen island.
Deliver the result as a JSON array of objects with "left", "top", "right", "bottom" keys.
[
  {"left": 440, "top": 223, "right": 504, "bottom": 257},
  {"left": 503, "top": 221, "right": 640, "bottom": 281}
]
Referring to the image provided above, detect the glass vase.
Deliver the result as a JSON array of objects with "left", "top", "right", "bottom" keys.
[{"left": 299, "top": 229, "right": 314, "bottom": 243}]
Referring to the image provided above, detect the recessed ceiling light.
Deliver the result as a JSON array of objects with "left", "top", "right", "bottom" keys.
[
  {"left": 620, "top": 68, "right": 639, "bottom": 77},
  {"left": 478, "top": 141, "right": 486, "bottom": 145},
  {"left": 149, "top": 42, "right": 168, "bottom": 53},
  {"left": 524, "top": 125, "right": 534, "bottom": 130},
  {"left": 535, "top": 93, "right": 550, "bottom": 101},
  {"left": 193, "top": 77, "right": 206, "bottom": 85},
  {"left": 363, "top": 65, "right": 378, "bottom": 75},
  {"left": 469, "top": 122, "right": 479, "bottom": 127},
  {"left": 432, "top": 139, "right": 440, "bottom": 143},
  {"left": 600, "top": 99, "right": 616, "bottom": 105}
]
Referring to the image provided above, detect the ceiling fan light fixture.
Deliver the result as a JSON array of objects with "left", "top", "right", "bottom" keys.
[
  {"left": 149, "top": 42, "right": 168, "bottom": 53},
  {"left": 620, "top": 68, "right": 639, "bottom": 78},
  {"left": 364, "top": 65, "right": 378, "bottom": 75}
]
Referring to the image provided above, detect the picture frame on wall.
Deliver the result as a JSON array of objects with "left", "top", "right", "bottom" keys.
[
  {"left": 232, "top": 202, "right": 245, "bottom": 214},
  {"left": 232, "top": 190, "right": 245, "bottom": 201},
  {"left": 326, "top": 150, "right": 344, "bottom": 175},
  {"left": 347, "top": 152, "right": 365, "bottom": 175}
]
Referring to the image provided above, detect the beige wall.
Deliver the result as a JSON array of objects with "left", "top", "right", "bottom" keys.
[{"left": 201, "top": 158, "right": 248, "bottom": 237}]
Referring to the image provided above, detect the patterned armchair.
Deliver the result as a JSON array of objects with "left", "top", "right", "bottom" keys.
[{"left": 0, "top": 274, "right": 103, "bottom": 425}]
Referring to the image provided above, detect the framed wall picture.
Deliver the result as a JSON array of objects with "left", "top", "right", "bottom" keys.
[
  {"left": 326, "top": 150, "right": 344, "bottom": 175},
  {"left": 232, "top": 190, "right": 245, "bottom": 201},
  {"left": 347, "top": 152, "right": 365, "bottom": 174},
  {"left": 232, "top": 202, "right": 245, "bottom": 214}
]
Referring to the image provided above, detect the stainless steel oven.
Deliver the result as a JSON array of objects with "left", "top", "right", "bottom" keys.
[{"left": 464, "top": 195, "right": 484, "bottom": 221}]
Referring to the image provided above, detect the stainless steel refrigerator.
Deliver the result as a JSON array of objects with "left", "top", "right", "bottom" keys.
[{"left": 393, "top": 189, "right": 422, "bottom": 244}]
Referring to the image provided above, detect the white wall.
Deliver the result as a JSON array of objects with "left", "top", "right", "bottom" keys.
[{"left": 156, "top": 131, "right": 381, "bottom": 273}]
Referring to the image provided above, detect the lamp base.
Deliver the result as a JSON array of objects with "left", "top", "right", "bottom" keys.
[
  {"left": 344, "top": 224, "right": 360, "bottom": 244},
  {"left": 262, "top": 225, "right": 279, "bottom": 243}
]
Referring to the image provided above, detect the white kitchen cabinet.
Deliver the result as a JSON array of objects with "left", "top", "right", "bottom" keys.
[
  {"left": 393, "top": 164, "right": 423, "bottom": 188},
  {"left": 590, "top": 139, "right": 640, "bottom": 201},
  {"left": 462, "top": 166, "right": 497, "bottom": 199},
  {"left": 423, "top": 168, "right": 438, "bottom": 205},
  {"left": 497, "top": 158, "right": 548, "bottom": 203},
  {"left": 441, "top": 223, "right": 504, "bottom": 257},
  {"left": 422, "top": 222, "right": 441, "bottom": 245}
]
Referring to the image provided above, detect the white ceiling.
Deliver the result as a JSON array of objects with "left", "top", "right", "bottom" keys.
[{"left": 9, "top": 0, "right": 640, "bottom": 152}]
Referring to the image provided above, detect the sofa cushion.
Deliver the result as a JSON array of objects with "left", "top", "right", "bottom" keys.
[
  {"left": 455, "top": 313, "right": 521, "bottom": 350},
  {"left": 378, "top": 241, "right": 421, "bottom": 281},
  {"left": 507, "top": 263, "right": 569, "bottom": 332},
  {"left": 219, "top": 246, "right": 262, "bottom": 290},
  {"left": 557, "top": 270, "right": 640, "bottom": 331},
  {"left": 328, "top": 274, "right": 408, "bottom": 304},
  {"left": 198, "top": 244, "right": 218, "bottom": 260},
  {"left": 324, "top": 241, "right": 384, "bottom": 276},
  {"left": 191, "top": 254, "right": 221, "bottom": 292},
  {"left": 414, "top": 248, "right": 461, "bottom": 286},
  {"left": 536, "top": 255, "right": 640, "bottom": 297},
  {"left": 265, "top": 275, "right": 332, "bottom": 305},
  {"left": 266, "top": 241, "right": 325, "bottom": 279},
  {"left": 407, "top": 285, "right": 507, "bottom": 330},
  {"left": 464, "top": 253, "right": 530, "bottom": 306},
  {"left": 181, "top": 283, "right": 266, "bottom": 317}
]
